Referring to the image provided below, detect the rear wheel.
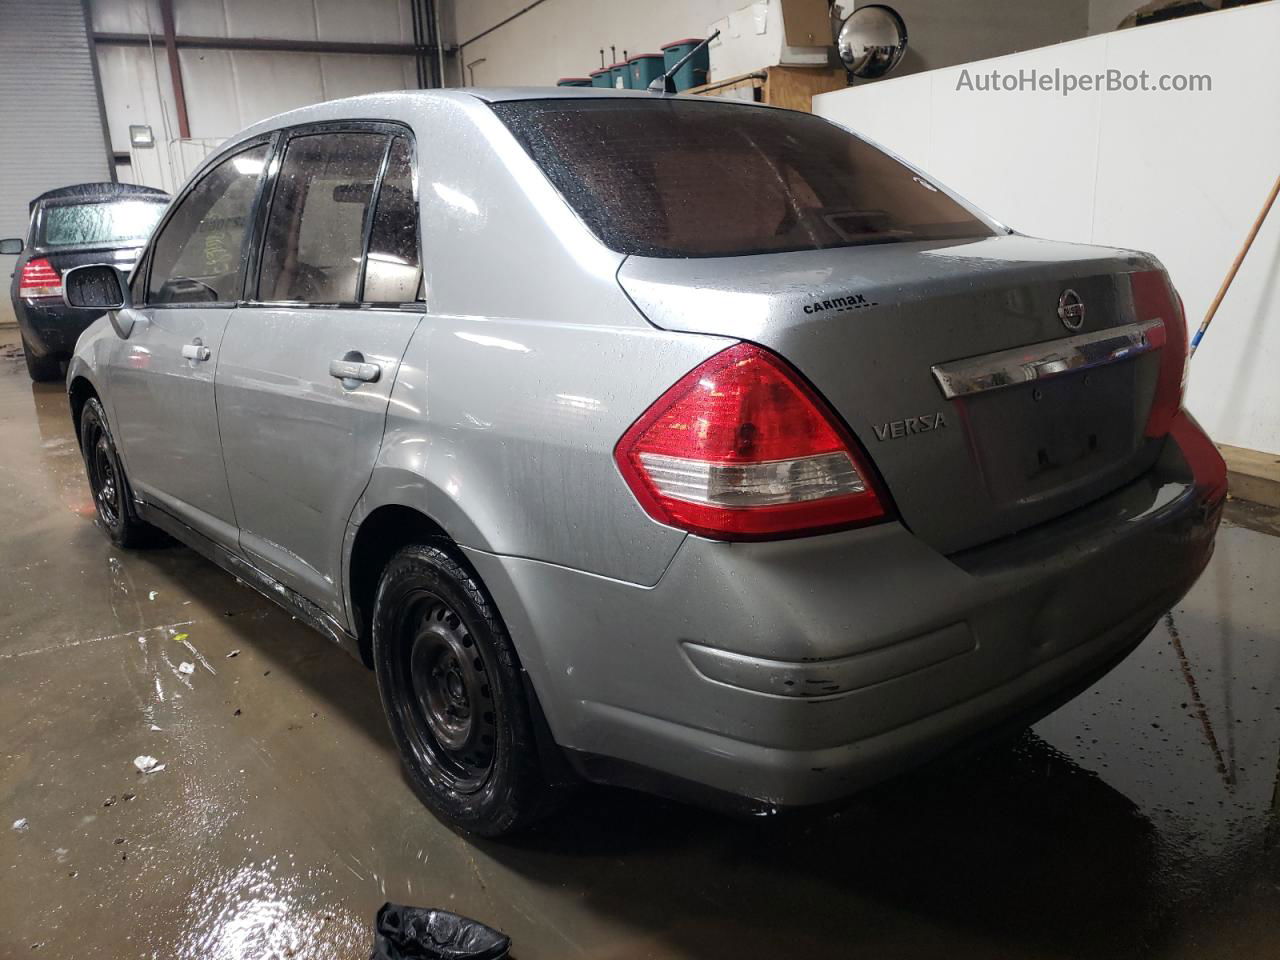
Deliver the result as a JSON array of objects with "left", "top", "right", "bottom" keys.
[
  {"left": 79, "top": 398, "right": 154, "bottom": 547},
  {"left": 371, "top": 544, "right": 559, "bottom": 836},
  {"left": 22, "top": 335, "right": 61, "bottom": 382}
]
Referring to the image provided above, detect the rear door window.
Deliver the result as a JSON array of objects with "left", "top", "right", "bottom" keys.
[
  {"left": 492, "top": 99, "right": 995, "bottom": 258},
  {"left": 363, "top": 136, "right": 421, "bottom": 304},
  {"left": 146, "top": 143, "right": 269, "bottom": 304},
  {"left": 257, "top": 132, "right": 389, "bottom": 304}
]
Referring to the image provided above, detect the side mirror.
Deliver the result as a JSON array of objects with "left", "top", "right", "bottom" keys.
[
  {"left": 63, "top": 264, "right": 137, "bottom": 338},
  {"left": 0, "top": 238, "right": 23, "bottom": 255},
  {"left": 64, "top": 263, "right": 129, "bottom": 310}
]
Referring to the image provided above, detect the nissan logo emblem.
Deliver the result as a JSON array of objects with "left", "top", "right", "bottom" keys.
[{"left": 1058, "top": 289, "right": 1085, "bottom": 331}]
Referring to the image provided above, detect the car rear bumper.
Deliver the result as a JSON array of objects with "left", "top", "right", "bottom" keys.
[
  {"left": 16, "top": 298, "right": 100, "bottom": 357},
  {"left": 466, "top": 411, "right": 1225, "bottom": 807}
]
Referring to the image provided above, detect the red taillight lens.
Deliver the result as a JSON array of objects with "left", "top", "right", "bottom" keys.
[
  {"left": 615, "top": 342, "right": 887, "bottom": 540},
  {"left": 1132, "top": 269, "right": 1188, "bottom": 438},
  {"left": 18, "top": 258, "right": 62, "bottom": 298}
]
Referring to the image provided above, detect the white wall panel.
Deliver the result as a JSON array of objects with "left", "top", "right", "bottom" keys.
[
  {"left": 171, "top": 0, "right": 229, "bottom": 35},
  {"left": 319, "top": 53, "right": 420, "bottom": 101},
  {"left": 221, "top": 0, "right": 320, "bottom": 40},
  {"left": 925, "top": 40, "right": 1107, "bottom": 242},
  {"left": 228, "top": 50, "right": 328, "bottom": 118},
  {"left": 814, "top": 3, "right": 1280, "bottom": 454},
  {"left": 177, "top": 49, "right": 241, "bottom": 138},
  {"left": 1088, "top": 8, "right": 1280, "bottom": 455},
  {"left": 96, "top": 42, "right": 179, "bottom": 188},
  {"left": 316, "top": 0, "right": 414, "bottom": 43},
  {"left": 90, "top": 0, "right": 162, "bottom": 34},
  {"left": 1088, "top": 0, "right": 1143, "bottom": 34}
]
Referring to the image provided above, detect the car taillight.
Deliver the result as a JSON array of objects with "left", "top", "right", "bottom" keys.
[
  {"left": 18, "top": 258, "right": 62, "bottom": 298},
  {"left": 1132, "top": 269, "right": 1188, "bottom": 438},
  {"left": 615, "top": 342, "right": 887, "bottom": 540}
]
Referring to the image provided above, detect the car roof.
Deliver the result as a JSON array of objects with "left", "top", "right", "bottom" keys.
[
  {"left": 234, "top": 87, "right": 768, "bottom": 136},
  {"left": 214, "top": 88, "right": 779, "bottom": 186},
  {"left": 463, "top": 87, "right": 737, "bottom": 105},
  {"left": 31, "top": 182, "right": 168, "bottom": 214}
]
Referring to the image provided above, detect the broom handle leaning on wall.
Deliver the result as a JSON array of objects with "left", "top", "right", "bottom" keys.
[{"left": 1191, "top": 171, "right": 1280, "bottom": 356}]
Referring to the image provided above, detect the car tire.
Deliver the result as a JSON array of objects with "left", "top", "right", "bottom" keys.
[
  {"left": 22, "top": 336, "right": 61, "bottom": 382},
  {"left": 79, "top": 397, "right": 155, "bottom": 548},
  {"left": 371, "top": 543, "right": 560, "bottom": 837}
]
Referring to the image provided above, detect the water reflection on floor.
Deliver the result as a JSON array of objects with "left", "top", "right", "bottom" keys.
[{"left": 1, "top": 340, "right": 1277, "bottom": 959}]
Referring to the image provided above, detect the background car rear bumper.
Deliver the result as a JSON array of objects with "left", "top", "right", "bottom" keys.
[
  {"left": 466, "top": 411, "right": 1225, "bottom": 807},
  {"left": 16, "top": 299, "right": 100, "bottom": 357}
]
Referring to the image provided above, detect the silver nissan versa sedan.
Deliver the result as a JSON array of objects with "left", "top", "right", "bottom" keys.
[{"left": 62, "top": 89, "right": 1226, "bottom": 836}]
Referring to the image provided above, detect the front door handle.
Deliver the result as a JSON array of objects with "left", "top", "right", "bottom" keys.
[
  {"left": 181, "top": 338, "right": 211, "bottom": 362},
  {"left": 329, "top": 351, "right": 381, "bottom": 387}
]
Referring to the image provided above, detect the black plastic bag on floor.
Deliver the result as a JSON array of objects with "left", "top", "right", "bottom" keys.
[{"left": 372, "top": 902, "right": 512, "bottom": 960}]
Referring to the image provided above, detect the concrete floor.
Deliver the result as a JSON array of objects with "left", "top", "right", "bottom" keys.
[{"left": 2, "top": 335, "right": 1280, "bottom": 960}]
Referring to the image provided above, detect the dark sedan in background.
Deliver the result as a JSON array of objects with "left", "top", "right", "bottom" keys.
[{"left": 3, "top": 182, "right": 167, "bottom": 380}]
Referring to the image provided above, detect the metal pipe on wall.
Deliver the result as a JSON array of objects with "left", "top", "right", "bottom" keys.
[
  {"left": 422, "top": 0, "right": 437, "bottom": 90},
  {"left": 431, "top": 0, "right": 445, "bottom": 86},
  {"left": 410, "top": 0, "right": 424, "bottom": 88}
]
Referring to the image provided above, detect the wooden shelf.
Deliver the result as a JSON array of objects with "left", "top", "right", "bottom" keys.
[{"left": 685, "top": 64, "right": 847, "bottom": 113}]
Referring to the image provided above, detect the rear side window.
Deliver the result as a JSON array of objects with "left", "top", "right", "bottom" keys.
[
  {"left": 492, "top": 99, "right": 994, "bottom": 258},
  {"left": 257, "top": 132, "right": 388, "bottom": 303},
  {"left": 363, "top": 136, "right": 422, "bottom": 304},
  {"left": 40, "top": 200, "right": 165, "bottom": 247},
  {"left": 147, "top": 144, "right": 269, "bottom": 304}
]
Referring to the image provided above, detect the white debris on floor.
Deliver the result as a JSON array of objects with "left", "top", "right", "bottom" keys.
[
  {"left": 133, "top": 756, "right": 164, "bottom": 774},
  {"left": 178, "top": 662, "right": 195, "bottom": 675},
  {"left": 12, "top": 818, "right": 28, "bottom": 832}
]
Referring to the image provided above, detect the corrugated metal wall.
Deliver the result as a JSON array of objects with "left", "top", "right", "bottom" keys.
[
  {"left": 91, "top": 0, "right": 420, "bottom": 193},
  {"left": 0, "top": 0, "right": 112, "bottom": 325}
]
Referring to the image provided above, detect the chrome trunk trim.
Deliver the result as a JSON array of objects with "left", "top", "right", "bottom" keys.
[{"left": 931, "top": 319, "right": 1163, "bottom": 399}]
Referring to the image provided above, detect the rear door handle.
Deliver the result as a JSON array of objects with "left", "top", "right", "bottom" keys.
[
  {"left": 329, "top": 352, "right": 381, "bottom": 386},
  {"left": 181, "top": 338, "right": 211, "bottom": 362}
]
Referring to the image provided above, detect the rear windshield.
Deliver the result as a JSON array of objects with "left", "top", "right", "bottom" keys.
[
  {"left": 39, "top": 199, "right": 166, "bottom": 248},
  {"left": 491, "top": 98, "right": 995, "bottom": 258}
]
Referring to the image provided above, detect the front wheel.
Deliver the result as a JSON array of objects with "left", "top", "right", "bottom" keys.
[
  {"left": 79, "top": 398, "right": 154, "bottom": 547},
  {"left": 371, "top": 544, "right": 560, "bottom": 836}
]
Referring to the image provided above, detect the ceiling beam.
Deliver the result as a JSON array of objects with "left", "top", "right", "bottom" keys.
[{"left": 92, "top": 32, "right": 423, "bottom": 57}]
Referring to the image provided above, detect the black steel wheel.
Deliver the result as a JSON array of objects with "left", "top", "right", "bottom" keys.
[
  {"left": 79, "top": 397, "right": 153, "bottom": 547},
  {"left": 399, "top": 593, "right": 497, "bottom": 791},
  {"left": 371, "top": 543, "right": 563, "bottom": 836}
]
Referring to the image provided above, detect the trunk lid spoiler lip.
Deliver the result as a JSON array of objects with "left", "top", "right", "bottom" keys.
[{"left": 616, "top": 235, "right": 1160, "bottom": 339}]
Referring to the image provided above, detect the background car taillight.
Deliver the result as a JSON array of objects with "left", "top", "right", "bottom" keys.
[
  {"left": 1132, "top": 269, "right": 1188, "bottom": 438},
  {"left": 615, "top": 342, "right": 887, "bottom": 540},
  {"left": 18, "top": 258, "right": 63, "bottom": 299}
]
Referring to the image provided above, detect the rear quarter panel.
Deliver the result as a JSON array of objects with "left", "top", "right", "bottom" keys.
[{"left": 347, "top": 93, "right": 736, "bottom": 588}]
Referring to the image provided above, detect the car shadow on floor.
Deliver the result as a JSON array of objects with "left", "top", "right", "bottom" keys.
[{"left": 489, "top": 733, "right": 1168, "bottom": 959}]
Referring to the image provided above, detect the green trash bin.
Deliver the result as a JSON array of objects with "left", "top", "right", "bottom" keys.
[
  {"left": 660, "top": 38, "right": 709, "bottom": 91},
  {"left": 556, "top": 76, "right": 592, "bottom": 87},
  {"left": 608, "top": 61, "right": 630, "bottom": 89},
  {"left": 589, "top": 68, "right": 612, "bottom": 88},
  {"left": 627, "top": 53, "right": 665, "bottom": 90}
]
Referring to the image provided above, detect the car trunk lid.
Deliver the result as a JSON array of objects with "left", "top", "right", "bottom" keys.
[
  {"left": 39, "top": 241, "right": 145, "bottom": 279},
  {"left": 617, "top": 234, "right": 1174, "bottom": 554}
]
